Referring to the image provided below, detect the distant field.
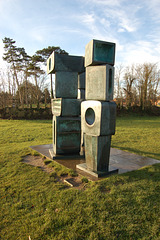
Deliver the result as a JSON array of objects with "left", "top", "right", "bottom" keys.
[
  {"left": 112, "top": 115, "right": 160, "bottom": 160},
  {"left": 0, "top": 117, "right": 160, "bottom": 240}
]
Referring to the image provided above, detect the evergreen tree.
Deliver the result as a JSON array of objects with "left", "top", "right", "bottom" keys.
[
  {"left": 2, "top": 37, "right": 31, "bottom": 105},
  {"left": 36, "top": 46, "right": 68, "bottom": 64},
  {"left": 27, "top": 55, "right": 45, "bottom": 109}
]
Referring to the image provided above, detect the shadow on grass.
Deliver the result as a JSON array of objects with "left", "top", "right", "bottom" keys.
[
  {"left": 121, "top": 163, "right": 160, "bottom": 183},
  {"left": 112, "top": 146, "right": 160, "bottom": 160}
]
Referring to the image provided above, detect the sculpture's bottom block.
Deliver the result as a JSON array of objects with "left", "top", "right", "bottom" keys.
[
  {"left": 85, "top": 134, "right": 111, "bottom": 172},
  {"left": 76, "top": 163, "right": 118, "bottom": 178},
  {"left": 53, "top": 115, "right": 81, "bottom": 155}
]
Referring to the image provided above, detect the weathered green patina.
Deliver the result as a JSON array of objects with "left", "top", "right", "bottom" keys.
[
  {"left": 81, "top": 100, "right": 116, "bottom": 136},
  {"left": 85, "top": 39, "right": 115, "bottom": 67},
  {"left": 78, "top": 72, "right": 85, "bottom": 89},
  {"left": 86, "top": 64, "right": 114, "bottom": 101},
  {"left": 84, "top": 134, "right": 111, "bottom": 171},
  {"left": 55, "top": 71, "right": 78, "bottom": 98},
  {"left": 47, "top": 52, "right": 85, "bottom": 74},
  {"left": 53, "top": 115, "right": 81, "bottom": 155},
  {"left": 51, "top": 98, "right": 81, "bottom": 117}
]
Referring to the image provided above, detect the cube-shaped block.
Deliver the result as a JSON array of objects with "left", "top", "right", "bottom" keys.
[
  {"left": 55, "top": 71, "right": 78, "bottom": 98},
  {"left": 77, "top": 89, "right": 85, "bottom": 100},
  {"left": 78, "top": 72, "right": 85, "bottom": 89},
  {"left": 81, "top": 100, "right": 116, "bottom": 136},
  {"left": 86, "top": 64, "right": 114, "bottom": 101},
  {"left": 53, "top": 116, "right": 81, "bottom": 154},
  {"left": 51, "top": 98, "right": 81, "bottom": 116},
  {"left": 85, "top": 134, "right": 111, "bottom": 172},
  {"left": 85, "top": 39, "right": 115, "bottom": 67},
  {"left": 47, "top": 52, "right": 85, "bottom": 74}
]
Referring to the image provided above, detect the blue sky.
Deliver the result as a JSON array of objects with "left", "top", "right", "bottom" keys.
[{"left": 0, "top": 0, "right": 160, "bottom": 69}]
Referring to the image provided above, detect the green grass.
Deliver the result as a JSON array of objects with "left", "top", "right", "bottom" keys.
[
  {"left": 112, "top": 115, "right": 160, "bottom": 160},
  {"left": 0, "top": 117, "right": 160, "bottom": 240}
]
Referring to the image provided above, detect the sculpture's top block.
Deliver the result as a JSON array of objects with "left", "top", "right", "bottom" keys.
[
  {"left": 47, "top": 52, "right": 85, "bottom": 74},
  {"left": 85, "top": 39, "right": 116, "bottom": 67}
]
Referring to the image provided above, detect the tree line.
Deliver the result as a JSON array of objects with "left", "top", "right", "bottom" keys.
[
  {"left": 0, "top": 37, "right": 160, "bottom": 113},
  {"left": 114, "top": 63, "right": 160, "bottom": 110},
  {"left": 0, "top": 37, "right": 68, "bottom": 109}
]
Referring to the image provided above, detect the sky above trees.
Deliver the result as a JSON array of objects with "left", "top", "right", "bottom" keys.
[{"left": 0, "top": 0, "right": 160, "bottom": 69}]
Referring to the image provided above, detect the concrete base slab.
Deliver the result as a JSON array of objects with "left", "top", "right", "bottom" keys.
[
  {"left": 30, "top": 144, "right": 85, "bottom": 171},
  {"left": 30, "top": 144, "right": 160, "bottom": 179},
  {"left": 76, "top": 163, "right": 118, "bottom": 178}
]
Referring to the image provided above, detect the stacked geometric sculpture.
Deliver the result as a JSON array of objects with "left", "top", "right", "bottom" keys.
[
  {"left": 47, "top": 39, "right": 118, "bottom": 178},
  {"left": 47, "top": 52, "right": 84, "bottom": 156},
  {"left": 77, "top": 39, "right": 118, "bottom": 177}
]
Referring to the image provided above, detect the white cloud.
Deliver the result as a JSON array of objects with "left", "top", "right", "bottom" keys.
[
  {"left": 29, "top": 26, "right": 49, "bottom": 43},
  {"left": 118, "top": 28, "right": 125, "bottom": 33},
  {"left": 0, "top": 0, "right": 160, "bottom": 69},
  {"left": 117, "top": 40, "right": 160, "bottom": 66},
  {"left": 99, "top": 18, "right": 111, "bottom": 28},
  {"left": 81, "top": 0, "right": 121, "bottom": 7},
  {"left": 0, "top": 0, "right": 11, "bottom": 12},
  {"left": 78, "top": 13, "right": 104, "bottom": 39},
  {"left": 80, "top": 0, "right": 141, "bottom": 33},
  {"left": 75, "top": 0, "right": 160, "bottom": 66},
  {"left": 105, "top": 5, "right": 140, "bottom": 33},
  {"left": 144, "top": 0, "right": 160, "bottom": 22},
  {"left": 82, "top": 13, "right": 95, "bottom": 25},
  {"left": 0, "top": 0, "right": 20, "bottom": 18}
]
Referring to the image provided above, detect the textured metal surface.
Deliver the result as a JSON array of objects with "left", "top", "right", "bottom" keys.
[
  {"left": 47, "top": 52, "right": 85, "bottom": 74},
  {"left": 86, "top": 64, "right": 114, "bottom": 101},
  {"left": 84, "top": 134, "right": 111, "bottom": 171},
  {"left": 85, "top": 39, "right": 115, "bottom": 67},
  {"left": 81, "top": 100, "right": 116, "bottom": 136},
  {"left": 55, "top": 71, "right": 78, "bottom": 98},
  {"left": 51, "top": 98, "right": 81, "bottom": 116},
  {"left": 78, "top": 72, "right": 85, "bottom": 89},
  {"left": 53, "top": 116, "right": 81, "bottom": 155}
]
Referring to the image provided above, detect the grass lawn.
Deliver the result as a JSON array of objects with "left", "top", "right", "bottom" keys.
[{"left": 0, "top": 116, "right": 160, "bottom": 240}]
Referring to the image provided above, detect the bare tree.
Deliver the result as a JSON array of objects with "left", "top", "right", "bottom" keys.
[
  {"left": 136, "top": 63, "right": 160, "bottom": 109},
  {"left": 123, "top": 64, "right": 136, "bottom": 108},
  {"left": 115, "top": 64, "right": 124, "bottom": 108}
]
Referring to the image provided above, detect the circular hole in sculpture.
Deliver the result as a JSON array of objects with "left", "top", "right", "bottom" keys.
[{"left": 85, "top": 108, "right": 95, "bottom": 125}]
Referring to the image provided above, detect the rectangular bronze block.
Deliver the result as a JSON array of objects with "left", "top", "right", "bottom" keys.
[
  {"left": 85, "top": 39, "right": 115, "bottom": 67},
  {"left": 78, "top": 72, "right": 85, "bottom": 89},
  {"left": 86, "top": 64, "right": 114, "bottom": 101},
  {"left": 85, "top": 134, "right": 111, "bottom": 172},
  {"left": 47, "top": 52, "right": 85, "bottom": 74},
  {"left": 51, "top": 98, "right": 81, "bottom": 116},
  {"left": 81, "top": 100, "right": 116, "bottom": 136},
  {"left": 53, "top": 116, "right": 81, "bottom": 155},
  {"left": 55, "top": 71, "right": 78, "bottom": 98}
]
